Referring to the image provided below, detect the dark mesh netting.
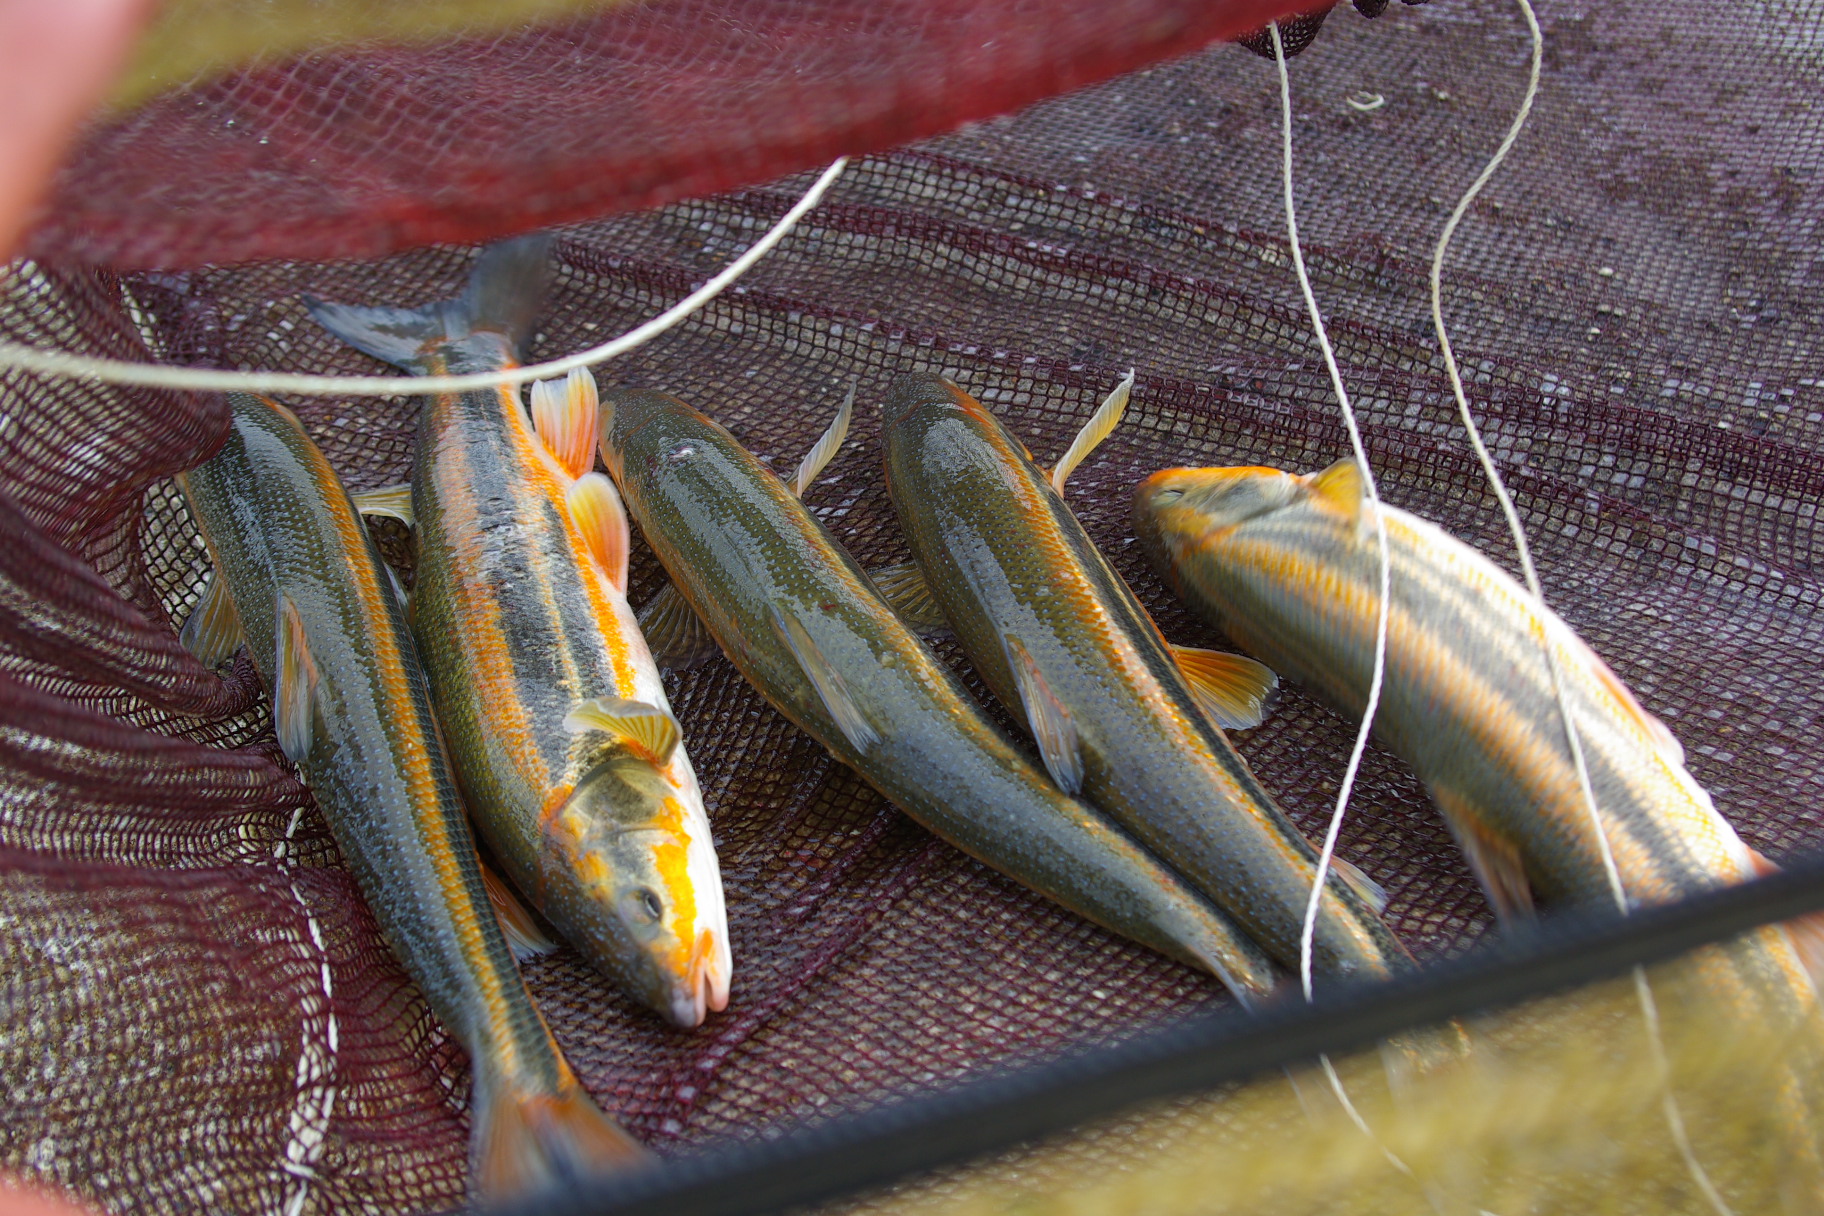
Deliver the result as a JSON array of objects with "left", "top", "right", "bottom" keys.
[{"left": 4, "top": 0, "right": 1823, "bottom": 1212}]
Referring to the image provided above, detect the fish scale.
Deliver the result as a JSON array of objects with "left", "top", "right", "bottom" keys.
[{"left": 881, "top": 373, "right": 1411, "bottom": 984}]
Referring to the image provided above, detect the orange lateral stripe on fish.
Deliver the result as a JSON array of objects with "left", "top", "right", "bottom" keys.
[
  {"left": 307, "top": 237, "right": 730, "bottom": 1030},
  {"left": 1132, "top": 458, "right": 1824, "bottom": 1016}
]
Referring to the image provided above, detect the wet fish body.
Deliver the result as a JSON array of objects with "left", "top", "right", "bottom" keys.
[
  {"left": 179, "top": 392, "right": 642, "bottom": 1194},
  {"left": 598, "top": 386, "right": 1280, "bottom": 1001},
  {"left": 307, "top": 239, "right": 729, "bottom": 1028},
  {"left": 1132, "top": 460, "right": 1822, "bottom": 1012},
  {"left": 882, "top": 374, "right": 1410, "bottom": 983}
]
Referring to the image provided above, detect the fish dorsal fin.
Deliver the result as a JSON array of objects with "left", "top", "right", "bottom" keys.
[
  {"left": 180, "top": 570, "right": 245, "bottom": 668},
  {"left": 1049, "top": 369, "right": 1134, "bottom": 496},
  {"left": 868, "top": 561, "right": 949, "bottom": 633},
  {"left": 1306, "top": 458, "right": 1367, "bottom": 518},
  {"left": 1005, "top": 633, "right": 1084, "bottom": 796},
  {"left": 1433, "top": 787, "right": 1535, "bottom": 925},
  {"left": 1171, "top": 645, "right": 1279, "bottom": 731},
  {"left": 478, "top": 859, "right": 556, "bottom": 961},
  {"left": 563, "top": 696, "right": 680, "bottom": 766},
  {"left": 530, "top": 368, "right": 601, "bottom": 481},
  {"left": 638, "top": 585, "right": 721, "bottom": 671},
  {"left": 274, "top": 593, "right": 319, "bottom": 763},
  {"left": 792, "top": 383, "right": 856, "bottom": 497},
  {"left": 769, "top": 603, "right": 879, "bottom": 753},
  {"left": 566, "top": 472, "right": 630, "bottom": 592},
  {"left": 350, "top": 483, "right": 415, "bottom": 528},
  {"left": 1328, "top": 858, "right": 1390, "bottom": 914}
]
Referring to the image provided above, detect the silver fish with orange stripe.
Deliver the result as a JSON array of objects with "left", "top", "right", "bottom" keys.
[
  {"left": 179, "top": 392, "right": 644, "bottom": 1195},
  {"left": 1133, "top": 459, "right": 1824, "bottom": 1011},
  {"left": 307, "top": 237, "right": 730, "bottom": 1028}
]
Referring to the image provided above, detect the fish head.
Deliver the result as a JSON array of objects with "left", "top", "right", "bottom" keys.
[
  {"left": 595, "top": 387, "right": 705, "bottom": 484},
  {"left": 542, "top": 754, "right": 730, "bottom": 1029},
  {"left": 1131, "top": 464, "right": 1304, "bottom": 569}
]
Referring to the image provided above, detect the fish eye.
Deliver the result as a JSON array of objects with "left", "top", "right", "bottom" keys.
[
  {"left": 625, "top": 887, "right": 664, "bottom": 924},
  {"left": 1153, "top": 488, "right": 1185, "bottom": 504},
  {"left": 664, "top": 441, "right": 696, "bottom": 464}
]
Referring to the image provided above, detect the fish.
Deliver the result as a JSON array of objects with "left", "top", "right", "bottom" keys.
[
  {"left": 177, "top": 391, "right": 645, "bottom": 1195},
  {"left": 597, "top": 384, "right": 1281, "bottom": 1004},
  {"left": 1131, "top": 458, "right": 1824, "bottom": 1010},
  {"left": 880, "top": 373, "right": 1411, "bottom": 984},
  {"left": 305, "top": 238, "right": 730, "bottom": 1029}
]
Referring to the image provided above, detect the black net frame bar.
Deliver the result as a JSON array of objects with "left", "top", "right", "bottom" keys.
[{"left": 482, "top": 854, "right": 1824, "bottom": 1216}]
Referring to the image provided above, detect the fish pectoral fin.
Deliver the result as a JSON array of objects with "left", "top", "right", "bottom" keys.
[
  {"left": 868, "top": 561, "right": 949, "bottom": 633},
  {"left": 530, "top": 367, "right": 601, "bottom": 480},
  {"left": 563, "top": 697, "right": 680, "bottom": 766},
  {"left": 792, "top": 382, "right": 855, "bottom": 496},
  {"left": 380, "top": 562, "right": 411, "bottom": 616},
  {"left": 350, "top": 483, "right": 415, "bottom": 528},
  {"left": 638, "top": 585, "right": 721, "bottom": 671},
  {"left": 1305, "top": 458, "right": 1367, "bottom": 519},
  {"left": 1328, "top": 857, "right": 1390, "bottom": 915},
  {"left": 1005, "top": 633, "right": 1085, "bottom": 796},
  {"left": 1435, "top": 790, "right": 1535, "bottom": 924},
  {"left": 1171, "top": 645, "right": 1279, "bottom": 731},
  {"left": 566, "top": 471, "right": 631, "bottom": 591},
  {"left": 180, "top": 570, "right": 245, "bottom": 668},
  {"left": 770, "top": 603, "right": 879, "bottom": 753},
  {"left": 478, "top": 859, "right": 557, "bottom": 961},
  {"left": 1048, "top": 369, "right": 1134, "bottom": 496},
  {"left": 274, "top": 592, "right": 320, "bottom": 763}
]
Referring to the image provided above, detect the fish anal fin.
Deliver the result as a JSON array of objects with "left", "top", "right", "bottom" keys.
[
  {"left": 478, "top": 859, "right": 556, "bottom": 961},
  {"left": 638, "top": 585, "right": 720, "bottom": 671},
  {"left": 531, "top": 368, "right": 601, "bottom": 480},
  {"left": 792, "top": 383, "right": 855, "bottom": 496},
  {"left": 351, "top": 483, "right": 415, "bottom": 528},
  {"left": 1005, "top": 633, "right": 1084, "bottom": 796},
  {"left": 180, "top": 571, "right": 245, "bottom": 668},
  {"left": 1306, "top": 458, "right": 1367, "bottom": 519},
  {"left": 566, "top": 472, "right": 630, "bottom": 592},
  {"left": 770, "top": 604, "right": 879, "bottom": 754},
  {"left": 1329, "top": 857, "right": 1390, "bottom": 914},
  {"left": 274, "top": 593, "right": 319, "bottom": 763},
  {"left": 1171, "top": 644, "right": 1278, "bottom": 731},
  {"left": 869, "top": 561, "right": 949, "bottom": 633},
  {"left": 563, "top": 697, "right": 680, "bottom": 767},
  {"left": 1435, "top": 789, "right": 1534, "bottom": 924},
  {"left": 474, "top": 1068, "right": 648, "bottom": 1198},
  {"left": 1049, "top": 369, "right": 1134, "bottom": 495}
]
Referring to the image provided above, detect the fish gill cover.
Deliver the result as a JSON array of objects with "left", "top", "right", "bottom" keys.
[{"left": 2, "top": 0, "right": 1822, "bottom": 1213}]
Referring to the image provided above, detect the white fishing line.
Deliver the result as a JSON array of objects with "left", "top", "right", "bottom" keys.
[
  {"left": 1271, "top": 22, "right": 1433, "bottom": 1208},
  {"left": 1268, "top": 20, "right": 1394, "bottom": 1009},
  {"left": 1427, "top": 1, "right": 1732, "bottom": 1211},
  {"left": 0, "top": 158, "right": 850, "bottom": 396}
]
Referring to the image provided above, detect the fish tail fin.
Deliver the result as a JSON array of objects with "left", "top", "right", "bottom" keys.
[
  {"left": 461, "top": 234, "right": 555, "bottom": 355},
  {"left": 304, "top": 234, "right": 553, "bottom": 371},
  {"left": 472, "top": 1062, "right": 648, "bottom": 1198}
]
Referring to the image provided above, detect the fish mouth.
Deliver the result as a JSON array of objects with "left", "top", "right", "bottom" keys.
[{"left": 665, "top": 933, "right": 730, "bottom": 1029}]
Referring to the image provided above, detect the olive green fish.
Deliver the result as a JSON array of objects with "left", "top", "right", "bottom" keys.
[
  {"left": 178, "top": 392, "right": 643, "bottom": 1196},
  {"left": 598, "top": 385, "right": 1279, "bottom": 1002},
  {"left": 306, "top": 239, "right": 730, "bottom": 1029},
  {"left": 1132, "top": 459, "right": 1824, "bottom": 998},
  {"left": 881, "top": 373, "right": 1411, "bottom": 984}
]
